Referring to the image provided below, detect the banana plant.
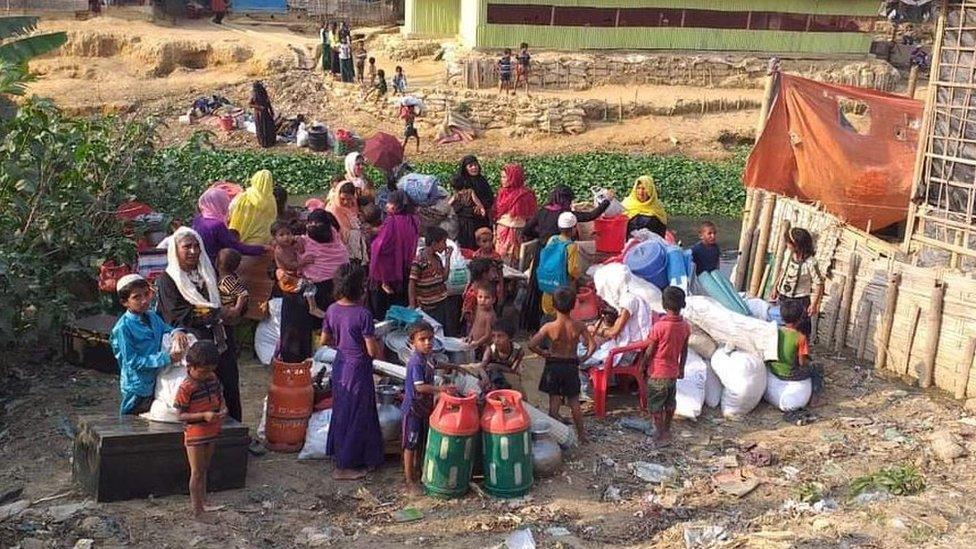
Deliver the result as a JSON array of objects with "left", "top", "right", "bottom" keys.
[{"left": 0, "top": 16, "right": 66, "bottom": 96}]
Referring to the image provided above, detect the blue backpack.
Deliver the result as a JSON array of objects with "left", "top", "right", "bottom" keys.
[{"left": 536, "top": 236, "right": 572, "bottom": 294}]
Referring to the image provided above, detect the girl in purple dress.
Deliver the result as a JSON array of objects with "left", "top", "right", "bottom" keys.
[{"left": 321, "top": 263, "right": 384, "bottom": 480}]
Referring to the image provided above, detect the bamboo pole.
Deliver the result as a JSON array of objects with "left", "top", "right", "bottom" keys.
[
  {"left": 734, "top": 188, "right": 758, "bottom": 291},
  {"left": 755, "top": 61, "right": 779, "bottom": 139},
  {"left": 919, "top": 281, "right": 946, "bottom": 389},
  {"left": 834, "top": 253, "right": 861, "bottom": 352},
  {"left": 770, "top": 220, "right": 792, "bottom": 299},
  {"left": 902, "top": 305, "right": 922, "bottom": 377},
  {"left": 955, "top": 337, "right": 976, "bottom": 400},
  {"left": 907, "top": 65, "right": 920, "bottom": 99},
  {"left": 874, "top": 272, "right": 902, "bottom": 371},
  {"left": 856, "top": 302, "right": 873, "bottom": 361},
  {"left": 824, "top": 280, "right": 844, "bottom": 349},
  {"left": 748, "top": 193, "right": 777, "bottom": 297}
]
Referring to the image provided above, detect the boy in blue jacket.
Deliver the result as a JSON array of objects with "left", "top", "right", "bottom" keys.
[{"left": 109, "top": 274, "right": 188, "bottom": 415}]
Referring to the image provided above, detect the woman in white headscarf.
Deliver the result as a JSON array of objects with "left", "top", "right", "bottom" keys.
[
  {"left": 593, "top": 263, "right": 653, "bottom": 351},
  {"left": 155, "top": 227, "right": 242, "bottom": 422},
  {"left": 343, "top": 152, "right": 374, "bottom": 201}
]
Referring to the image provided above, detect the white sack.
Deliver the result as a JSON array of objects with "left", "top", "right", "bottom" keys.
[
  {"left": 745, "top": 297, "right": 772, "bottom": 321},
  {"left": 675, "top": 350, "right": 708, "bottom": 420},
  {"left": 298, "top": 409, "right": 333, "bottom": 460},
  {"left": 141, "top": 332, "right": 198, "bottom": 423},
  {"left": 689, "top": 324, "right": 717, "bottom": 359},
  {"left": 763, "top": 372, "right": 812, "bottom": 412},
  {"left": 711, "top": 348, "right": 767, "bottom": 418},
  {"left": 704, "top": 363, "right": 723, "bottom": 409},
  {"left": 684, "top": 295, "right": 779, "bottom": 361},
  {"left": 255, "top": 298, "right": 283, "bottom": 365}
]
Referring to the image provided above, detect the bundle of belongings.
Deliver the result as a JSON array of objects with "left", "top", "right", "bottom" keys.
[
  {"left": 190, "top": 95, "right": 232, "bottom": 117},
  {"left": 586, "top": 228, "right": 812, "bottom": 420}
]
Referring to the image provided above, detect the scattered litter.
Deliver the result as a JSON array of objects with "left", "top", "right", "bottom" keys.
[
  {"left": 742, "top": 444, "right": 775, "bottom": 467},
  {"left": 784, "top": 409, "right": 817, "bottom": 426},
  {"left": 203, "top": 504, "right": 226, "bottom": 512},
  {"left": 714, "top": 455, "right": 738, "bottom": 469},
  {"left": 545, "top": 526, "right": 571, "bottom": 537},
  {"left": 0, "top": 487, "right": 23, "bottom": 506},
  {"left": 712, "top": 469, "right": 760, "bottom": 498},
  {"left": 930, "top": 431, "right": 967, "bottom": 461},
  {"left": 889, "top": 517, "right": 908, "bottom": 529},
  {"left": 683, "top": 524, "right": 727, "bottom": 548},
  {"left": 0, "top": 499, "right": 29, "bottom": 521},
  {"left": 884, "top": 389, "right": 909, "bottom": 400},
  {"left": 851, "top": 490, "right": 891, "bottom": 505},
  {"left": 630, "top": 462, "right": 677, "bottom": 483},
  {"left": 883, "top": 427, "right": 909, "bottom": 444},
  {"left": 601, "top": 485, "right": 621, "bottom": 502},
  {"left": 781, "top": 466, "right": 801, "bottom": 479},
  {"left": 839, "top": 416, "right": 874, "bottom": 428},
  {"left": 958, "top": 417, "right": 976, "bottom": 428},
  {"left": 47, "top": 501, "right": 93, "bottom": 523},
  {"left": 392, "top": 507, "right": 423, "bottom": 523},
  {"left": 781, "top": 498, "right": 838, "bottom": 515},
  {"left": 296, "top": 524, "right": 339, "bottom": 546},
  {"left": 57, "top": 416, "right": 76, "bottom": 439},
  {"left": 505, "top": 528, "right": 536, "bottom": 549},
  {"left": 73, "top": 540, "right": 94, "bottom": 549},
  {"left": 618, "top": 416, "right": 654, "bottom": 436}
]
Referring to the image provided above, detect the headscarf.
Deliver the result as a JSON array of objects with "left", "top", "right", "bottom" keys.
[
  {"left": 621, "top": 175, "right": 668, "bottom": 224},
  {"left": 545, "top": 185, "right": 574, "bottom": 212},
  {"left": 344, "top": 152, "right": 366, "bottom": 190},
  {"left": 301, "top": 209, "right": 349, "bottom": 283},
  {"left": 228, "top": 170, "right": 277, "bottom": 244},
  {"left": 369, "top": 200, "right": 420, "bottom": 284},
  {"left": 593, "top": 263, "right": 652, "bottom": 345},
  {"left": 494, "top": 163, "right": 537, "bottom": 219},
  {"left": 454, "top": 155, "right": 494, "bottom": 213},
  {"left": 165, "top": 227, "right": 221, "bottom": 309},
  {"left": 197, "top": 187, "right": 231, "bottom": 223},
  {"left": 250, "top": 81, "right": 273, "bottom": 114},
  {"left": 327, "top": 182, "right": 361, "bottom": 234}
]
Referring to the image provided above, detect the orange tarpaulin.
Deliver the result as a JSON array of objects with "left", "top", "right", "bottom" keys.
[{"left": 742, "top": 74, "right": 923, "bottom": 231}]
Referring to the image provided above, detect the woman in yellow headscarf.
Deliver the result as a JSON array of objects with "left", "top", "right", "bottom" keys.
[
  {"left": 621, "top": 175, "right": 669, "bottom": 237},
  {"left": 228, "top": 170, "right": 278, "bottom": 244}
]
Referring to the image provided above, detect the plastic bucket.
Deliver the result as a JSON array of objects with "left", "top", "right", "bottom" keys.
[{"left": 593, "top": 215, "right": 628, "bottom": 254}]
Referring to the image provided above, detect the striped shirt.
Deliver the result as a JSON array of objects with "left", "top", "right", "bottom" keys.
[
  {"left": 174, "top": 375, "right": 224, "bottom": 446},
  {"left": 218, "top": 273, "right": 248, "bottom": 307},
  {"left": 498, "top": 56, "right": 512, "bottom": 78},
  {"left": 409, "top": 253, "right": 448, "bottom": 308}
]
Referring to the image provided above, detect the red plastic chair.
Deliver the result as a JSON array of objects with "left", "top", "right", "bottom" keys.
[{"left": 588, "top": 340, "right": 650, "bottom": 418}]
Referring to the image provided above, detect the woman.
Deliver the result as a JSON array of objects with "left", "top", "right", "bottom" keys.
[
  {"left": 211, "top": 0, "right": 227, "bottom": 24},
  {"left": 328, "top": 182, "right": 368, "bottom": 264},
  {"left": 319, "top": 24, "right": 331, "bottom": 74},
  {"left": 621, "top": 175, "right": 668, "bottom": 238},
  {"left": 155, "top": 227, "right": 242, "bottom": 422},
  {"left": 192, "top": 187, "right": 267, "bottom": 266},
  {"left": 493, "top": 163, "right": 537, "bottom": 265},
  {"left": 451, "top": 155, "right": 493, "bottom": 250},
  {"left": 343, "top": 152, "right": 373, "bottom": 200},
  {"left": 250, "top": 81, "right": 276, "bottom": 149},
  {"left": 228, "top": 170, "right": 277, "bottom": 245},
  {"left": 368, "top": 190, "right": 420, "bottom": 320},
  {"left": 521, "top": 185, "right": 611, "bottom": 331},
  {"left": 329, "top": 22, "right": 341, "bottom": 79}
]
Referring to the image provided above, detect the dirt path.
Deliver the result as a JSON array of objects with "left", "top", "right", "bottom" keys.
[{"left": 2, "top": 344, "right": 976, "bottom": 547}]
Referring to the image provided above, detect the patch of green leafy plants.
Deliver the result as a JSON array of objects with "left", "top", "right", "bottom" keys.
[{"left": 850, "top": 465, "right": 925, "bottom": 497}]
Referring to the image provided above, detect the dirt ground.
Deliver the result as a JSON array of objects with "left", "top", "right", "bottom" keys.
[
  {"left": 26, "top": 15, "right": 763, "bottom": 162},
  {"left": 3, "top": 339, "right": 976, "bottom": 548}
]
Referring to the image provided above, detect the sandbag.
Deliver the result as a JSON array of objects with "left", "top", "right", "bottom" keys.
[
  {"left": 763, "top": 372, "right": 812, "bottom": 412},
  {"left": 684, "top": 295, "right": 779, "bottom": 361},
  {"left": 711, "top": 348, "right": 767, "bottom": 418},
  {"left": 704, "top": 364, "right": 723, "bottom": 408},
  {"left": 140, "top": 332, "right": 198, "bottom": 424},
  {"left": 689, "top": 324, "right": 717, "bottom": 359},
  {"left": 745, "top": 297, "right": 772, "bottom": 322},
  {"left": 298, "top": 409, "right": 333, "bottom": 460},
  {"left": 675, "top": 350, "right": 708, "bottom": 420},
  {"left": 255, "top": 298, "right": 282, "bottom": 365}
]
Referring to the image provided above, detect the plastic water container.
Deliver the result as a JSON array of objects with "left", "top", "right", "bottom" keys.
[
  {"left": 423, "top": 393, "right": 480, "bottom": 499},
  {"left": 481, "top": 390, "right": 533, "bottom": 498},
  {"left": 624, "top": 240, "right": 668, "bottom": 289},
  {"left": 666, "top": 246, "right": 689, "bottom": 291},
  {"left": 593, "top": 215, "right": 628, "bottom": 254}
]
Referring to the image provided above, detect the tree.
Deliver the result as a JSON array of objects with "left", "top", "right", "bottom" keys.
[{"left": 0, "top": 16, "right": 66, "bottom": 97}]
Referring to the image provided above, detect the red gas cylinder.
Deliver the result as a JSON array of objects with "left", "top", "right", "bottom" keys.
[
  {"left": 593, "top": 215, "right": 628, "bottom": 254},
  {"left": 571, "top": 286, "right": 600, "bottom": 322},
  {"left": 430, "top": 392, "right": 479, "bottom": 436},
  {"left": 481, "top": 390, "right": 530, "bottom": 435},
  {"left": 265, "top": 358, "right": 314, "bottom": 453}
]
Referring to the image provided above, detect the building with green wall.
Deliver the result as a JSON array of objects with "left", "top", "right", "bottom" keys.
[{"left": 403, "top": 0, "right": 880, "bottom": 54}]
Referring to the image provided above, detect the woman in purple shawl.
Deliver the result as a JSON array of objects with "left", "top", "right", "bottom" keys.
[
  {"left": 191, "top": 186, "right": 268, "bottom": 266},
  {"left": 368, "top": 190, "right": 420, "bottom": 321}
]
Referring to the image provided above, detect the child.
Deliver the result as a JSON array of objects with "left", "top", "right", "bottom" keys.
[
  {"left": 770, "top": 228, "right": 824, "bottom": 338},
  {"left": 401, "top": 321, "right": 456, "bottom": 495},
  {"left": 473, "top": 227, "right": 500, "bottom": 260},
  {"left": 644, "top": 286, "right": 691, "bottom": 447},
  {"left": 365, "top": 68, "right": 387, "bottom": 102},
  {"left": 367, "top": 56, "right": 377, "bottom": 86},
  {"left": 690, "top": 221, "right": 720, "bottom": 275},
  {"left": 465, "top": 283, "right": 496, "bottom": 352},
  {"left": 400, "top": 103, "right": 420, "bottom": 154},
  {"left": 216, "top": 248, "right": 249, "bottom": 325},
  {"left": 409, "top": 226, "right": 454, "bottom": 334},
  {"left": 392, "top": 65, "right": 407, "bottom": 94},
  {"left": 271, "top": 221, "right": 325, "bottom": 318},
  {"left": 529, "top": 286, "right": 595, "bottom": 443},
  {"left": 174, "top": 340, "right": 227, "bottom": 518},
  {"left": 354, "top": 41, "right": 367, "bottom": 85},
  {"left": 461, "top": 257, "right": 503, "bottom": 326},
  {"left": 768, "top": 299, "right": 823, "bottom": 407},
  {"left": 515, "top": 42, "right": 531, "bottom": 94},
  {"left": 479, "top": 319, "right": 523, "bottom": 391},
  {"left": 320, "top": 263, "right": 385, "bottom": 480},
  {"left": 110, "top": 274, "right": 188, "bottom": 415},
  {"left": 539, "top": 212, "right": 582, "bottom": 317},
  {"left": 338, "top": 38, "right": 354, "bottom": 83},
  {"left": 498, "top": 48, "right": 514, "bottom": 95}
]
